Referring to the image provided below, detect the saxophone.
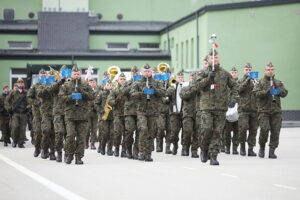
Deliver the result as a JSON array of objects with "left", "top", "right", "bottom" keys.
[{"left": 102, "top": 90, "right": 112, "bottom": 120}]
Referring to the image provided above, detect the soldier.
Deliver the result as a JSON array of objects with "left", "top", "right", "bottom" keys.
[
  {"left": 223, "top": 67, "right": 239, "bottom": 154},
  {"left": 95, "top": 80, "right": 114, "bottom": 156},
  {"left": 130, "top": 64, "right": 165, "bottom": 161},
  {"left": 86, "top": 78, "right": 98, "bottom": 150},
  {"left": 108, "top": 73, "right": 127, "bottom": 157},
  {"left": 123, "top": 66, "right": 140, "bottom": 159},
  {"left": 237, "top": 63, "right": 259, "bottom": 156},
  {"left": 180, "top": 73, "right": 199, "bottom": 157},
  {"left": 0, "top": 85, "right": 11, "bottom": 146},
  {"left": 5, "top": 78, "right": 28, "bottom": 148},
  {"left": 190, "top": 49, "right": 238, "bottom": 165},
  {"left": 27, "top": 69, "right": 45, "bottom": 157},
  {"left": 165, "top": 72, "right": 186, "bottom": 155},
  {"left": 59, "top": 66, "right": 94, "bottom": 164},
  {"left": 253, "top": 62, "right": 288, "bottom": 159}
]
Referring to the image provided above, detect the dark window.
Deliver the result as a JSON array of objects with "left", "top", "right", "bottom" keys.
[
  {"left": 139, "top": 43, "right": 160, "bottom": 50},
  {"left": 107, "top": 43, "right": 129, "bottom": 50},
  {"left": 8, "top": 41, "right": 32, "bottom": 49},
  {"left": 11, "top": 68, "right": 27, "bottom": 74}
]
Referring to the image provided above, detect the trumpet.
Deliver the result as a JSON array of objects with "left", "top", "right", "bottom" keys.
[{"left": 49, "top": 66, "right": 61, "bottom": 81}]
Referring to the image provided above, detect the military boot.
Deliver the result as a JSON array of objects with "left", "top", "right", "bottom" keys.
[
  {"left": 156, "top": 142, "right": 163, "bottom": 153},
  {"left": 258, "top": 145, "right": 265, "bottom": 158},
  {"left": 33, "top": 148, "right": 40, "bottom": 157},
  {"left": 240, "top": 143, "right": 246, "bottom": 156},
  {"left": 144, "top": 155, "right": 153, "bottom": 162},
  {"left": 107, "top": 146, "right": 113, "bottom": 156},
  {"left": 138, "top": 153, "right": 145, "bottom": 161},
  {"left": 49, "top": 153, "right": 56, "bottom": 160},
  {"left": 97, "top": 143, "right": 101, "bottom": 153},
  {"left": 210, "top": 153, "right": 220, "bottom": 166},
  {"left": 114, "top": 147, "right": 120, "bottom": 157},
  {"left": 18, "top": 143, "right": 25, "bottom": 148},
  {"left": 172, "top": 143, "right": 178, "bottom": 155},
  {"left": 12, "top": 142, "right": 17, "bottom": 148},
  {"left": 75, "top": 157, "right": 84, "bottom": 165},
  {"left": 181, "top": 146, "right": 189, "bottom": 156},
  {"left": 132, "top": 153, "right": 138, "bottom": 160},
  {"left": 191, "top": 152, "right": 199, "bottom": 158},
  {"left": 41, "top": 149, "right": 49, "bottom": 159},
  {"left": 165, "top": 143, "right": 172, "bottom": 154},
  {"left": 127, "top": 148, "right": 133, "bottom": 159},
  {"left": 56, "top": 152, "right": 62, "bottom": 162},
  {"left": 225, "top": 145, "right": 230, "bottom": 154},
  {"left": 85, "top": 141, "right": 89, "bottom": 149},
  {"left": 4, "top": 142, "right": 8, "bottom": 147},
  {"left": 220, "top": 146, "right": 225, "bottom": 153},
  {"left": 121, "top": 148, "right": 127, "bottom": 158},
  {"left": 232, "top": 146, "right": 239, "bottom": 155},
  {"left": 200, "top": 150, "right": 209, "bottom": 163},
  {"left": 269, "top": 148, "right": 277, "bottom": 159},
  {"left": 248, "top": 147, "right": 257, "bottom": 157},
  {"left": 65, "top": 155, "right": 73, "bottom": 164},
  {"left": 90, "top": 143, "right": 96, "bottom": 150}
]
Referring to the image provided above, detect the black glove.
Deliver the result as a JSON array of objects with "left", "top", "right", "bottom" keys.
[
  {"left": 228, "top": 100, "right": 236, "bottom": 108},
  {"left": 209, "top": 71, "right": 216, "bottom": 79}
]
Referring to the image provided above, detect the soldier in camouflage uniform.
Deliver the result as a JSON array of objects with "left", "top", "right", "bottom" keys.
[
  {"left": 130, "top": 64, "right": 165, "bottom": 161},
  {"left": 253, "top": 62, "right": 288, "bottom": 159},
  {"left": 180, "top": 73, "right": 199, "bottom": 158},
  {"left": 123, "top": 66, "right": 140, "bottom": 159},
  {"left": 0, "top": 85, "right": 11, "bottom": 146},
  {"left": 223, "top": 67, "right": 239, "bottom": 155},
  {"left": 95, "top": 80, "right": 114, "bottom": 156},
  {"left": 108, "top": 73, "right": 127, "bottom": 157},
  {"left": 237, "top": 63, "right": 259, "bottom": 156},
  {"left": 5, "top": 78, "right": 28, "bottom": 148},
  {"left": 190, "top": 49, "right": 238, "bottom": 165},
  {"left": 37, "top": 71, "right": 56, "bottom": 160},
  {"left": 86, "top": 78, "right": 98, "bottom": 150},
  {"left": 27, "top": 69, "right": 45, "bottom": 157},
  {"left": 59, "top": 66, "right": 94, "bottom": 164}
]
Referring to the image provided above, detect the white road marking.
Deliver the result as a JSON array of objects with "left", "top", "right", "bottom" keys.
[
  {"left": 0, "top": 153, "right": 86, "bottom": 200},
  {"left": 181, "top": 166, "right": 196, "bottom": 170},
  {"left": 273, "top": 184, "right": 298, "bottom": 191},
  {"left": 221, "top": 173, "right": 238, "bottom": 178}
]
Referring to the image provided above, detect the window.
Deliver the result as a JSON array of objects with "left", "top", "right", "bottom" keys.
[
  {"left": 138, "top": 43, "right": 160, "bottom": 51},
  {"left": 106, "top": 43, "right": 129, "bottom": 51},
  {"left": 8, "top": 41, "right": 32, "bottom": 50}
]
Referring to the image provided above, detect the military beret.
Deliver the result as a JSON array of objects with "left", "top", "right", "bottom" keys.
[
  {"left": 208, "top": 48, "right": 218, "bottom": 56},
  {"left": 119, "top": 72, "right": 126, "bottom": 78},
  {"left": 72, "top": 66, "right": 80, "bottom": 72},
  {"left": 267, "top": 62, "right": 274, "bottom": 68},
  {"left": 106, "top": 79, "right": 112, "bottom": 84},
  {"left": 3, "top": 84, "right": 9, "bottom": 90},
  {"left": 131, "top": 66, "right": 139, "bottom": 73},
  {"left": 203, "top": 55, "right": 209, "bottom": 62},
  {"left": 17, "top": 78, "right": 24, "bottom": 83},
  {"left": 143, "top": 64, "right": 151, "bottom": 69},
  {"left": 39, "top": 69, "right": 46, "bottom": 75},
  {"left": 244, "top": 62, "right": 252, "bottom": 68},
  {"left": 230, "top": 67, "right": 238, "bottom": 72},
  {"left": 177, "top": 72, "right": 184, "bottom": 76}
]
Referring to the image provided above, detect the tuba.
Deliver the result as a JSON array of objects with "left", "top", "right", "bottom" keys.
[
  {"left": 157, "top": 63, "right": 170, "bottom": 74},
  {"left": 107, "top": 66, "right": 121, "bottom": 82}
]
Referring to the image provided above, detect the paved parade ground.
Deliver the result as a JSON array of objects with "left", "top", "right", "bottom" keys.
[{"left": 1, "top": 128, "right": 300, "bottom": 200}]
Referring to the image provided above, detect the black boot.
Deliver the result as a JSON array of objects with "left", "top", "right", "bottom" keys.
[
  {"left": 132, "top": 153, "right": 138, "bottom": 160},
  {"left": 210, "top": 153, "right": 220, "bottom": 165},
  {"left": 75, "top": 157, "right": 84, "bottom": 164},
  {"left": 4, "top": 142, "right": 8, "bottom": 147},
  {"left": 172, "top": 143, "right": 178, "bottom": 155},
  {"left": 259, "top": 145, "right": 265, "bottom": 158},
  {"left": 114, "top": 147, "right": 120, "bottom": 157},
  {"left": 200, "top": 150, "right": 209, "bottom": 163},
  {"left": 127, "top": 148, "right": 133, "bottom": 159},
  {"left": 121, "top": 148, "right": 127, "bottom": 158},
  {"left": 248, "top": 147, "right": 257, "bottom": 157},
  {"left": 181, "top": 146, "right": 189, "bottom": 156},
  {"left": 18, "top": 143, "right": 25, "bottom": 148},
  {"left": 138, "top": 153, "right": 145, "bottom": 161},
  {"left": 90, "top": 143, "right": 96, "bottom": 150},
  {"left": 65, "top": 155, "right": 73, "bottom": 164},
  {"left": 269, "top": 148, "right": 277, "bottom": 159},
  {"left": 156, "top": 143, "right": 163, "bottom": 152},
  {"left": 240, "top": 143, "right": 246, "bottom": 156},
  {"left": 107, "top": 146, "right": 113, "bottom": 156},
  {"left": 85, "top": 142, "right": 89, "bottom": 149},
  {"left": 33, "top": 148, "right": 40, "bottom": 157},
  {"left": 12, "top": 142, "right": 17, "bottom": 148},
  {"left": 225, "top": 146, "right": 230, "bottom": 154},
  {"left": 97, "top": 143, "right": 101, "bottom": 153},
  {"left": 165, "top": 143, "right": 172, "bottom": 154},
  {"left": 49, "top": 153, "right": 56, "bottom": 161},
  {"left": 56, "top": 152, "right": 62, "bottom": 162},
  {"left": 144, "top": 155, "right": 153, "bottom": 162},
  {"left": 191, "top": 152, "right": 199, "bottom": 158},
  {"left": 220, "top": 146, "right": 225, "bottom": 153},
  {"left": 100, "top": 144, "right": 105, "bottom": 155},
  {"left": 232, "top": 146, "right": 239, "bottom": 155},
  {"left": 41, "top": 149, "right": 49, "bottom": 159}
]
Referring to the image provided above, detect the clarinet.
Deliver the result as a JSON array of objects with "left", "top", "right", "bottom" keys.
[
  {"left": 270, "top": 76, "right": 276, "bottom": 102},
  {"left": 146, "top": 77, "right": 150, "bottom": 101},
  {"left": 75, "top": 79, "right": 79, "bottom": 106}
]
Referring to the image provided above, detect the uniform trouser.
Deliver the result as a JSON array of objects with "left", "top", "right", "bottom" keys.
[
  {"left": 41, "top": 115, "right": 55, "bottom": 153},
  {"left": 195, "top": 111, "right": 202, "bottom": 147},
  {"left": 99, "top": 120, "right": 114, "bottom": 151},
  {"left": 86, "top": 113, "right": 98, "bottom": 144},
  {"left": 0, "top": 116, "right": 10, "bottom": 143},
  {"left": 258, "top": 112, "right": 282, "bottom": 150},
  {"left": 11, "top": 113, "right": 27, "bottom": 145},
  {"left": 32, "top": 106, "right": 42, "bottom": 150},
  {"left": 113, "top": 116, "right": 125, "bottom": 150},
  {"left": 224, "top": 120, "right": 239, "bottom": 148},
  {"left": 182, "top": 116, "right": 198, "bottom": 153},
  {"left": 65, "top": 120, "right": 87, "bottom": 158},
  {"left": 157, "top": 113, "right": 170, "bottom": 145},
  {"left": 137, "top": 115, "right": 157, "bottom": 156},
  {"left": 200, "top": 111, "right": 226, "bottom": 155},
  {"left": 238, "top": 112, "right": 258, "bottom": 148},
  {"left": 169, "top": 113, "right": 182, "bottom": 145},
  {"left": 53, "top": 115, "right": 66, "bottom": 153},
  {"left": 124, "top": 115, "right": 139, "bottom": 155}
]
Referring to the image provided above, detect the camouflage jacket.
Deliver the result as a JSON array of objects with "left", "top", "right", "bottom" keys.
[
  {"left": 191, "top": 66, "right": 238, "bottom": 112},
  {"left": 45, "top": 81, "right": 65, "bottom": 116},
  {"left": 108, "top": 83, "right": 125, "bottom": 117},
  {"left": 37, "top": 84, "right": 54, "bottom": 118},
  {"left": 130, "top": 76, "right": 165, "bottom": 116},
  {"left": 5, "top": 89, "right": 27, "bottom": 114},
  {"left": 88, "top": 88, "right": 98, "bottom": 118},
  {"left": 59, "top": 79, "right": 94, "bottom": 121},
  {"left": 0, "top": 92, "right": 10, "bottom": 116},
  {"left": 179, "top": 85, "right": 196, "bottom": 119},
  {"left": 95, "top": 89, "right": 113, "bottom": 120},
  {"left": 121, "top": 80, "right": 137, "bottom": 116},
  {"left": 237, "top": 75, "right": 258, "bottom": 113},
  {"left": 253, "top": 75, "right": 288, "bottom": 113},
  {"left": 27, "top": 83, "right": 41, "bottom": 107},
  {"left": 159, "top": 81, "right": 171, "bottom": 114}
]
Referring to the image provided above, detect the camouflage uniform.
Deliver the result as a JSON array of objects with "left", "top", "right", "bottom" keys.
[
  {"left": 191, "top": 64, "right": 238, "bottom": 165},
  {"left": 95, "top": 88, "right": 114, "bottom": 156},
  {"left": 86, "top": 89, "right": 98, "bottom": 149},
  {"left": 0, "top": 91, "right": 11, "bottom": 145},
  {"left": 253, "top": 74, "right": 288, "bottom": 158},
  {"left": 59, "top": 78, "right": 94, "bottom": 164},
  {"left": 130, "top": 76, "right": 165, "bottom": 161}
]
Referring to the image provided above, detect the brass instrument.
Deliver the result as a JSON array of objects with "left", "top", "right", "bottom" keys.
[
  {"left": 146, "top": 77, "right": 150, "bottom": 101},
  {"left": 169, "top": 76, "right": 177, "bottom": 85},
  {"left": 49, "top": 66, "right": 61, "bottom": 81},
  {"left": 157, "top": 63, "right": 170, "bottom": 73},
  {"left": 102, "top": 102, "right": 112, "bottom": 120},
  {"left": 107, "top": 66, "right": 121, "bottom": 82},
  {"left": 270, "top": 76, "right": 276, "bottom": 102}
]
